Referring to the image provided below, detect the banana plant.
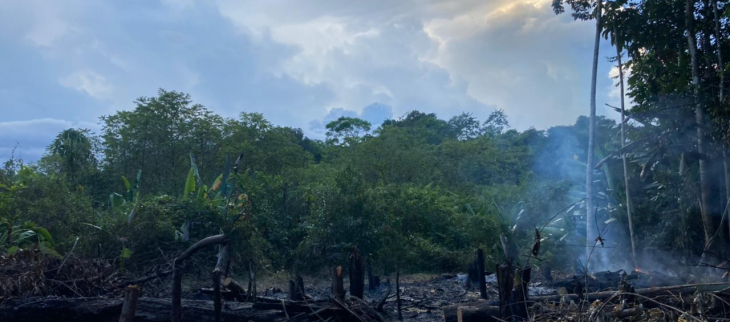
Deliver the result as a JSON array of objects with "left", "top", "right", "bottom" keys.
[
  {"left": 110, "top": 170, "right": 142, "bottom": 224},
  {"left": 176, "top": 154, "right": 245, "bottom": 241},
  {"left": 0, "top": 217, "right": 61, "bottom": 258}
]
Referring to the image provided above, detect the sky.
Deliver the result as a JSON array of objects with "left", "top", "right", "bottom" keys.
[{"left": 0, "top": 0, "right": 623, "bottom": 162}]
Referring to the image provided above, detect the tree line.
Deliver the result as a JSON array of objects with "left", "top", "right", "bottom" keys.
[{"left": 4, "top": 0, "right": 730, "bottom": 275}]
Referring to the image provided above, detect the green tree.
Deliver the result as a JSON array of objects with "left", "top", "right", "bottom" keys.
[
  {"left": 46, "top": 128, "right": 97, "bottom": 183},
  {"left": 325, "top": 116, "right": 372, "bottom": 145}
]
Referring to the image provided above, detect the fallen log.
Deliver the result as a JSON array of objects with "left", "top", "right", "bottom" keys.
[
  {"left": 199, "top": 287, "right": 240, "bottom": 301},
  {"left": 613, "top": 307, "right": 643, "bottom": 318},
  {"left": 252, "top": 301, "right": 327, "bottom": 314},
  {"left": 0, "top": 297, "right": 284, "bottom": 322},
  {"left": 222, "top": 277, "right": 246, "bottom": 301},
  {"left": 531, "top": 282, "right": 730, "bottom": 303},
  {"left": 457, "top": 306, "right": 500, "bottom": 322},
  {"left": 443, "top": 300, "right": 495, "bottom": 322}
]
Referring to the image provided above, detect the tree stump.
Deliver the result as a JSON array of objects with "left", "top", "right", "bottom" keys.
[
  {"left": 495, "top": 263, "right": 513, "bottom": 319},
  {"left": 332, "top": 266, "right": 345, "bottom": 300},
  {"left": 349, "top": 247, "right": 365, "bottom": 299},
  {"left": 396, "top": 267, "right": 402, "bottom": 320},
  {"left": 212, "top": 269, "right": 221, "bottom": 322},
  {"left": 118, "top": 285, "right": 140, "bottom": 322},
  {"left": 467, "top": 261, "right": 479, "bottom": 288},
  {"left": 511, "top": 266, "right": 531, "bottom": 320},
  {"left": 288, "top": 275, "right": 304, "bottom": 301},
  {"left": 367, "top": 258, "right": 375, "bottom": 290},
  {"left": 477, "top": 249, "right": 487, "bottom": 299}
]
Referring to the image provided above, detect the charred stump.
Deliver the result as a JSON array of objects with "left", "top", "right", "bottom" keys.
[
  {"left": 511, "top": 266, "right": 531, "bottom": 320},
  {"left": 212, "top": 269, "right": 221, "bottom": 322},
  {"left": 288, "top": 275, "right": 305, "bottom": 301},
  {"left": 367, "top": 258, "right": 375, "bottom": 290},
  {"left": 396, "top": 267, "right": 402, "bottom": 320},
  {"left": 477, "top": 249, "right": 487, "bottom": 299},
  {"left": 349, "top": 247, "right": 365, "bottom": 299},
  {"left": 332, "top": 266, "right": 345, "bottom": 300},
  {"left": 495, "top": 263, "right": 513, "bottom": 319}
]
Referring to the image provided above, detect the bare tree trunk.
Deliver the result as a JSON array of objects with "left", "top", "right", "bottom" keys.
[
  {"left": 614, "top": 23, "right": 637, "bottom": 270},
  {"left": 712, "top": 0, "right": 730, "bottom": 242},
  {"left": 586, "top": 0, "right": 603, "bottom": 264},
  {"left": 172, "top": 234, "right": 228, "bottom": 322},
  {"left": 396, "top": 267, "right": 402, "bottom": 321},
  {"left": 249, "top": 261, "right": 257, "bottom": 303},
  {"left": 713, "top": 0, "right": 725, "bottom": 101},
  {"left": 686, "top": 0, "right": 715, "bottom": 248}
]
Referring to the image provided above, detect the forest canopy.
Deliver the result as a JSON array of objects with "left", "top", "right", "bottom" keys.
[{"left": 0, "top": 85, "right": 716, "bottom": 277}]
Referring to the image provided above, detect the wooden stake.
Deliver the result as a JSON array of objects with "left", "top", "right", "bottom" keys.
[
  {"left": 118, "top": 284, "right": 140, "bottom": 322},
  {"left": 396, "top": 267, "right": 402, "bottom": 321},
  {"left": 332, "top": 266, "right": 345, "bottom": 300},
  {"left": 212, "top": 269, "right": 221, "bottom": 322}
]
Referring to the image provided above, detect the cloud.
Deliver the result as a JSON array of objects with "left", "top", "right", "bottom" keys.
[
  {"left": 309, "top": 103, "right": 394, "bottom": 138},
  {"left": 59, "top": 70, "right": 113, "bottom": 99},
  {"left": 606, "top": 64, "right": 633, "bottom": 119},
  {"left": 0, "top": 0, "right": 619, "bottom": 162},
  {"left": 0, "top": 118, "right": 99, "bottom": 162}
]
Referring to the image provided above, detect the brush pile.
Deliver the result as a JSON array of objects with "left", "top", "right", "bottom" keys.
[{"left": 0, "top": 249, "right": 120, "bottom": 301}]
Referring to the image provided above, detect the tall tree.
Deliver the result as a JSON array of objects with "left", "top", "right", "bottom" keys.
[
  {"left": 47, "top": 128, "right": 96, "bottom": 183},
  {"left": 612, "top": 19, "right": 638, "bottom": 269},
  {"left": 685, "top": 0, "right": 715, "bottom": 247},
  {"left": 711, "top": 0, "right": 730, "bottom": 235},
  {"left": 552, "top": 0, "right": 605, "bottom": 263}
]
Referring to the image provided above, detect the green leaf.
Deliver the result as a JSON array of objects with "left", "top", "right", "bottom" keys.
[
  {"left": 220, "top": 155, "right": 231, "bottom": 197},
  {"left": 110, "top": 192, "right": 125, "bottom": 211},
  {"left": 127, "top": 206, "right": 137, "bottom": 225},
  {"left": 180, "top": 222, "right": 190, "bottom": 242},
  {"left": 31, "top": 227, "right": 54, "bottom": 245},
  {"left": 120, "top": 247, "right": 133, "bottom": 270},
  {"left": 6, "top": 246, "right": 19, "bottom": 255},
  {"left": 121, "top": 176, "right": 131, "bottom": 192},
  {"left": 16, "top": 230, "right": 36, "bottom": 243},
  {"left": 81, "top": 222, "right": 102, "bottom": 230},
  {"left": 39, "top": 242, "right": 62, "bottom": 259},
  {"left": 121, "top": 247, "right": 133, "bottom": 259},
  {"left": 210, "top": 174, "right": 222, "bottom": 191},
  {"left": 189, "top": 153, "right": 201, "bottom": 184},
  {"left": 183, "top": 168, "right": 196, "bottom": 199},
  {"left": 197, "top": 185, "right": 207, "bottom": 200}
]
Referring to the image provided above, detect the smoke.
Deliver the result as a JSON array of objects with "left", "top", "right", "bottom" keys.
[{"left": 530, "top": 117, "right": 638, "bottom": 273}]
